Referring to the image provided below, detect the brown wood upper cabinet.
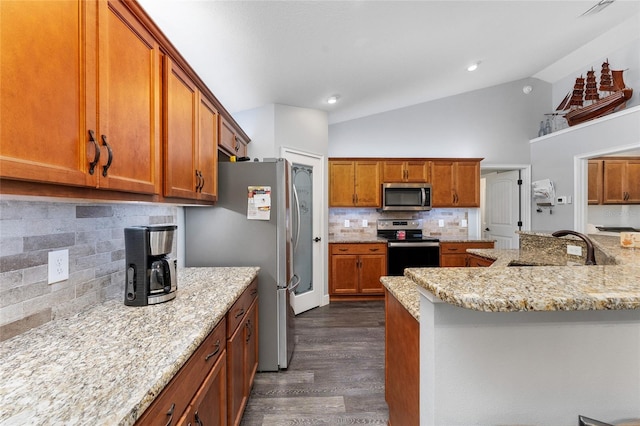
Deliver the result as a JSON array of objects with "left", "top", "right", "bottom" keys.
[
  {"left": 164, "top": 58, "right": 218, "bottom": 202},
  {"left": 382, "top": 160, "right": 430, "bottom": 183},
  {"left": 602, "top": 158, "right": 640, "bottom": 204},
  {"left": 220, "top": 116, "right": 248, "bottom": 158},
  {"left": 329, "top": 160, "right": 382, "bottom": 207},
  {"left": 431, "top": 160, "right": 481, "bottom": 207},
  {"left": 0, "top": 0, "right": 161, "bottom": 195},
  {"left": 589, "top": 157, "right": 640, "bottom": 205}
]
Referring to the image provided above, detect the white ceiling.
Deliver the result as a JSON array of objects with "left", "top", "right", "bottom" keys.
[{"left": 138, "top": 0, "right": 640, "bottom": 124}]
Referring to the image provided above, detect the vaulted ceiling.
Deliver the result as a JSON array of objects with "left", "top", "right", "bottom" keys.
[{"left": 138, "top": 0, "right": 640, "bottom": 124}]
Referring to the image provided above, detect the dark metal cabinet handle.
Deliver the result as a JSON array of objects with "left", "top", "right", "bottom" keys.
[
  {"left": 194, "top": 412, "right": 203, "bottom": 426},
  {"left": 199, "top": 171, "right": 205, "bottom": 192},
  {"left": 165, "top": 403, "right": 175, "bottom": 426},
  {"left": 205, "top": 339, "right": 221, "bottom": 361},
  {"left": 235, "top": 308, "right": 245, "bottom": 318},
  {"left": 369, "top": 248, "right": 379, "bottom": 252},
  {"left": 101, "top": 135, "right": 113, "bottom": 177},
  {"left": 313, "top": 237, "right": 321, "bottom": 242},
  {"left": 87, "top": 130, "right": 101, "bottom": 175},
  {"left": 250, "top": 288, "right": 258, "bottom": 296},
  {"left": 338, "top": 248, "right": 348, "bottom": 252},
  {"left": 246, "top": 319, "right": 252, "bottom": 342}
]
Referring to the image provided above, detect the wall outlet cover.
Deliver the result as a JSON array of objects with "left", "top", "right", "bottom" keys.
[
  {"left": 438, "top": 219, "right": 445, "bottom": 227},
  {"left": 344, "top": 219, "right": 350, "bottom": 228},
  {"left": 567, "top": 245, "right": 582, "bottom": 256},
  {"left": 362, "top": 219, "right": 368, "bottom": 227},
  {"left": 48, "top": 249, "right": 69, "bottom": 284}
]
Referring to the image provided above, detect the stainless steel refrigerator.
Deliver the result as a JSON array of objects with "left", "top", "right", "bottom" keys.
[{"left": 184, "top": 159, "right": 298, "bottom": 371}]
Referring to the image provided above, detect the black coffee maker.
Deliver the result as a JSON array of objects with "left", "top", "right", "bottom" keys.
[{"left": 124, "top": 225, "right": 177, "bottom": 306}]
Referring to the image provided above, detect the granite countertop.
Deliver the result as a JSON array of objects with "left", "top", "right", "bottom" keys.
[
  {"left": 380, "top": 276, "right": 420, "bottom": 320},
  {"left": 329, "top": 235, "right": 386, "bottom": 243},
  {"left": 0, "top": 267, "right": 259, "bottom": 426},
  {"left": 382, "top": 234, "right": 640, "bottom": 315}
]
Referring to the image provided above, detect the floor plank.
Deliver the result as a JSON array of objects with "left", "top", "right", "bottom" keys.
[{"left": 241, "top": 301, "right": 388, "bottom": 425}]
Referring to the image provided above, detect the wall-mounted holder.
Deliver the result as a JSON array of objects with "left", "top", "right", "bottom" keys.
[{"left": 533, "top": 178, "right": 555, "bottom": 214}]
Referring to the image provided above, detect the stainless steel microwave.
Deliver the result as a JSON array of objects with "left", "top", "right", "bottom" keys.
[{"left": 381, "top": 182, "right": 432, "bottom": 211}]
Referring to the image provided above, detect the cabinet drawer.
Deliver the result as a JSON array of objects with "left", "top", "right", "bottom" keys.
[
  {"left": 440, "top": 241, "right": 494, "bottom": 254},
  {"left": 137, "top": 317, "right": 227, "bottom": 425},
  {"left": 331, "top": 243, "right": 386, "bottom": 256},
  {"left": 226, "top": 279, "right": 258, "bottom": 338}
]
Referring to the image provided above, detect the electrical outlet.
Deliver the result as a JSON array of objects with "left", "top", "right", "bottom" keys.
[
  {"left": 567, "top": 245, "right": 582, "bottom": 256},
  {"left": 344, "top": 219, "right": 350, "bottom": 228},
  {"left": 362, "top": 219, "right": 368, "bottom": 227},
  {"left": 48, "top": 249, "right": 69, "bottom": 284},
  {"left": 438, "top": 219, "right": 445, "bottom": 227},
  {"left": 461, "top": 219, "right": 468, "bottom": 227}
]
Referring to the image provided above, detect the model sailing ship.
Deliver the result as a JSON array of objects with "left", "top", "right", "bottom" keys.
[{"left": 556, "top": 60, "right": 633, "bottom": 126}]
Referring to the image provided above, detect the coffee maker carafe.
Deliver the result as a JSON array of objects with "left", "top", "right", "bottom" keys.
[{"left": 124, "top": 225, "right": 177, "bottom": 306}]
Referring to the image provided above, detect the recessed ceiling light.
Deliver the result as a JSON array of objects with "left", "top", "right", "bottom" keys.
[
  {"left": 467, "top": 62, "right": 479, "bottom": 72},
  {"left": 327, "top": 95, "right": 339, "bottom": 104}
]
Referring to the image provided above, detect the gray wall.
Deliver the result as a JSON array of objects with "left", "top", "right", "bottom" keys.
[
  {"left": 0, "top": 199, "right": 177, "bottom": 341},
  {"left": 328, "top": 77, "right": 551, "bottom": 165},
  {"left": 530, "top": 107, "right": 640, "bottom": 231}
]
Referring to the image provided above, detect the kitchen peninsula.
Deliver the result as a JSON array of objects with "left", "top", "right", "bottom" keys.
[
  {"left": 0, "top": 267, "right": 259, "bottom": 425},
  {"left": 384, "top": 233, "right": 640, "bottom": 426}
]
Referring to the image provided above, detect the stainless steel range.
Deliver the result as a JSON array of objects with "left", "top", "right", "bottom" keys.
[{"left": 377, "top": 219, "right": 440, "bottom": 275}]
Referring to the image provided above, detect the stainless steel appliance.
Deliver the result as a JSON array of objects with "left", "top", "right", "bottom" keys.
[
  {"left": 377, "top": 219, "right": 440, "bottom": 275},
  {"left": 185, "top": 159, "right": 298, "bottom": 371},
  {"left": 381, "top": 182, "right": 432, "bottom": 211},
  {"left": 124, "top": 225, "right": 178, "bottom": 306}
]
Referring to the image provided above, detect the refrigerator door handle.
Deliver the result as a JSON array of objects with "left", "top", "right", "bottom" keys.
[
  {"left": 292, "top": 183, "right": 301, "bottom": 251},
  {"left": 288, "top": 274, "right": 300, "bottom": 292}
]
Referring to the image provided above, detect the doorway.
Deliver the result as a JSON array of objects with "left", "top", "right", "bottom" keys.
[
  {"left": 282, "top": 148, "right": 325, "bottom": 315},
  {"left": 480, "top": 165, "right": 531, "bottom": 248}
]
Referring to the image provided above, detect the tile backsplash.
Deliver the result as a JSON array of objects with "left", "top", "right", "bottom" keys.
[
  {"left": 0, "top": 197, "right": 177, "bottom": 341},
  {"left": 329, "top": 208, "right": 470, "bottom": 240}
]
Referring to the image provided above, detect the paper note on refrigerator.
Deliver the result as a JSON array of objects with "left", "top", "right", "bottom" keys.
[{"left": 247, "top": 186, "right": 271, "bottom": 220}]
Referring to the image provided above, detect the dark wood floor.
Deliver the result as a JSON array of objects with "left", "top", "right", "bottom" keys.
[{"left": 240, "top": 301, "right": 389, "bottom": 425}]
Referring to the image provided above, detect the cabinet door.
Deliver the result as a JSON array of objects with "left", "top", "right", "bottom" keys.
[
  {"left": 164, "top": 59, "right": 199, "bottom": 199},
  {"left": 227, "top": 318, "right": 246, "bottom": 426},
  {"left": 382, "top": 161, "right": 407, "bottom": 182},
  {"left": 97, "top": 0, "right": 160, "bottom": 194},
  {"left": 625, "top": 160, "right": 640, "bottom": 203},
  {"left": 330, "top": 254, "right": 359, "bottom": 294},
  {"left": 405, "top": 160, "right": 430, "bottom": 182},
  {"left": 431, "top": 161, "right": 455, "bottom": 207},
  {"left": 178, "top": 351, "right": 227, "bottom": 426},
  {"left": 0, "top": 1, "right": 95, "bottom": 187},
  {"left": 354, "top": 161, "right": 381, "bottom": 207},
  {"left": 603, "top": 160, "right": 627, "bottom": 203},
  {"left": 198, "top": 95, "right": 219, "bottom": 201},
  {"left": 588, "top": 160, "right": 603, "bottom": 205},
  {"left": 454, "top": 161, "right": 480, "bottom": 206},
  {"left": 329, "top": 161, "right": 356, "bottom": 206},
  {"left": 244, "top": 300, "right": 259, "bottom": 398},
  {"left": 219, "top": 116, "right": 240, "bottom": 156},
  {"left": 358, "top": 254, "right": 386, "bottom": 294}
]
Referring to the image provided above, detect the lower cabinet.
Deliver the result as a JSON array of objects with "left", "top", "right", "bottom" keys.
[
  {"left": 329, "top": 243, "right": 387, "bottom": 300},
  {"left": 227, "top": 282, "right": 259, "bottom": 426},
  {"left": 440, "top": 241, "right": 494, "bottom": 267},
  {"left": 136, "top": 279, "right": 258, "bottom": 426},
  {"left": 385, "top": 289, "right": 419, "bottom": 426}
]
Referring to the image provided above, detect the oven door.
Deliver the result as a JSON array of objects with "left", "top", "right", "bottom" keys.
[{"left": 387, "top": 241, "right": 440, "bottom": 276}]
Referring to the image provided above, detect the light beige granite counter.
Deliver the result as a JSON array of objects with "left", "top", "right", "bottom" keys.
[
  {"left": 329, "top": 235, "right": 386, "bottom": 243},
  {"left": 0, "top": 267, "right": 259, "bottom": 426},
  {"left": 383, "top": 233, "right": 640, "bottom": 314},
  {"left": 380, "top": 276, "right": 420, "bottom": 320}
]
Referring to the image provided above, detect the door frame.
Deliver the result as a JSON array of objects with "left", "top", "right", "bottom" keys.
[
  {"left": 478, "top": 164, "right": 532, "bottom": 241},
  {"left": 280, "top": 146, "right": 328, "bottom": 312}
]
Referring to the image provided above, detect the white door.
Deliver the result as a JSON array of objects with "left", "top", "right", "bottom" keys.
[
  {"left": 483, "top": 170, "right": 521, "bottom": 249},
  {"left": 282, "top": 148, "right": 324, "bottom": 315}
]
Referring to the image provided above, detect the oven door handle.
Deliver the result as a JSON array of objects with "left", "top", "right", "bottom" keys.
[{"left": 388, "top": 242, "right": 440, "bottom": 248}]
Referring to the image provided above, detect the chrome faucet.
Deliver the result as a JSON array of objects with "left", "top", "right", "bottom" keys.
[{"left": 551, "top": 230, "right": 597, "bottom": 265}]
